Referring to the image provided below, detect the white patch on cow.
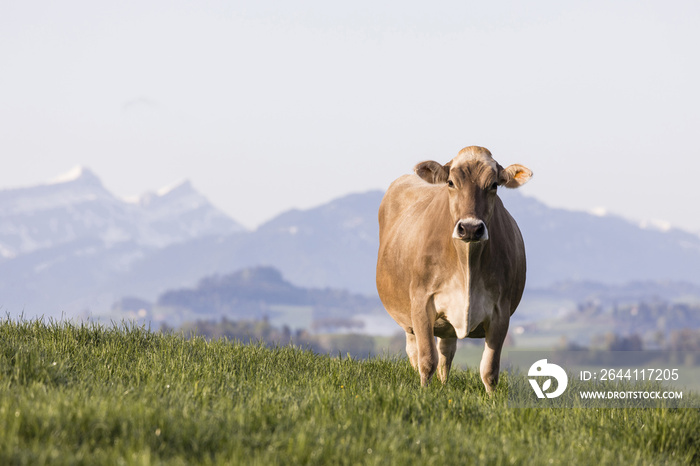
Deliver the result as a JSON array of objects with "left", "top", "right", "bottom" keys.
[
  {"left": 434, "top": 275, "right": 469, "bottom": 338},
  {"left": 452, "top": 218, "right": 489, "bottom": 241},
  {"left": 433, "top": 260, "right": 496, "bottom": 339}
]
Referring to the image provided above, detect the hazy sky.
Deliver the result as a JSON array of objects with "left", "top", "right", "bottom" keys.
[{"left": 2, "top": 1, "right": 699, "bottom": 232}]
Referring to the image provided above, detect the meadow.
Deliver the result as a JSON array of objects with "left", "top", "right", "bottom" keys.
[{"left": 1, "top": 319, "right": 698, "bottom": 465}]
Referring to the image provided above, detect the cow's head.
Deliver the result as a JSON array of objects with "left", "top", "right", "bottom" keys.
[{"left": 414, "top": 146, "right": 532, "bottom": 242}]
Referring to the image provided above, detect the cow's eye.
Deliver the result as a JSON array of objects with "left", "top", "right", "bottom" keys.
[
  {"left": 447, "top": 180, "right": 455, "bottom": 188},
  {"left": 490, "top": 182, "right": 499, "bottom": 191}
]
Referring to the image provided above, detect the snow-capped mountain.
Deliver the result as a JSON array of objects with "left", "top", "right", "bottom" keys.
[
  {"left": 133, "top": 179, "right": 246, "bottom": 247},
  {"left": 0, "top": 166, "right": 120, "bottom": 257},
  {"left": 0, "top": 166, "right": 244, "bottom": 260},
  {"left": 1, "top": 167, "right": 700, "bottom": 320},
  {"left": 0, "top": 167, "right": 246, "bottom": 318}
]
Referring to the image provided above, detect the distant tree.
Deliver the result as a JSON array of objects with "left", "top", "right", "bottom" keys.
[
  {"left": 387, "top": 332, "right": 406, "bottom": 355},
  {"left": 112, "top": 296, "right": 152, "bottom": 313},
  {"left": 311, "top": 318, "right": 365, "bottom": 333},
  {"left": 598, "top": 333, "right": 644, "bottom": 351},
  {"left": 668, "top": 329, "right": 700, "bottom": 352},
  {"left": 555, "top": 336, "right": 587, "bottom": 351}
]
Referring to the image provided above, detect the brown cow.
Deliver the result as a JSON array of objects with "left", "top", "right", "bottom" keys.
[{"left": 376, "top": 146, "right": 532, "bottom": 392}]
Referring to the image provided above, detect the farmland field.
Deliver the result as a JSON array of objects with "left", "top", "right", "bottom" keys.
[{"left": 1, "top": 319, "right": 698, "bottom": 465}]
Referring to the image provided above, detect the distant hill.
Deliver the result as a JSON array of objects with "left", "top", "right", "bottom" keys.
[
  {"left": 159, "top": 267, "right": 311, "bottom": 312},
  {"left": 1, "top": 167, "right": 700, "bottom": 318},
  {"left": 499, "top": 190, "right": 700, "bottom": 288},
  {"left": 113, "top": 266, "right": 386, "bottom": 331},
  {"left": 123, "top": 188, "right": 700, "bottom": 297}
]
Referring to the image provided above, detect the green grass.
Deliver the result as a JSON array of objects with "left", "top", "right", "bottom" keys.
[{"left": 1, "top": 319, "right": 698, "bottom": 465}]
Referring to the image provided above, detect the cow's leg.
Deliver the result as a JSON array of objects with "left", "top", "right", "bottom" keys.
[
  {"left": 405, "top": 332, "right": 418, "bottom": 370},
  {"left": 437, "top": 337, "right": 457, "bottom": 384},
  {"left": 479, "top": 317, "right": 509, "bottom": 393},
  {"left": 412, "top": 304, "right": 438, "bottom": 387}
]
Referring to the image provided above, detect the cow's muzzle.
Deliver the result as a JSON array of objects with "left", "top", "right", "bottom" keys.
[{"left": 453, "top": 218, "right": 488, "bottom": 242}]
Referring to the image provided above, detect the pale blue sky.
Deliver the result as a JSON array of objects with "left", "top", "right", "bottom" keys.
[{"left": 2, "top": 1, "right": 699, "bottom": 232}]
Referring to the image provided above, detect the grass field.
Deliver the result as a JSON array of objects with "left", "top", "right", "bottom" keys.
[{"left": 1, "top": 319, "right": 698, "bottom": 465}]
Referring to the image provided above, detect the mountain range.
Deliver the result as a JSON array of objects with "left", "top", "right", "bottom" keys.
[{"left": 1, "top": 167, "right": 699, "bottom": 319}]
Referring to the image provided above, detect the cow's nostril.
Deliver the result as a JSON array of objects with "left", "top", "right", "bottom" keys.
[
  {"left": 457, "top": 223, "right": 467, "bottom": 238},
  {"left": 475, "top": 223, "right": 485, "bottom": 238}
]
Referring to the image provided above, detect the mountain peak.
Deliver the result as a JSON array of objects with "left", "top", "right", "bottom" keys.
[
  {"left": 138, "top": 180, "right": 199, "bottom": 207},
  {"left": 133, "top": 178, "right": 245, "bottom": 235},
  {"left": 49, "top": 165, "right": 103, "bottom": 187},
  {"left": 156, "top": 179, "right": 194, "bottom": 197}
]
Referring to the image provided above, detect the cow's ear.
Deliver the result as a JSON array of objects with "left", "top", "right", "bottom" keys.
[
  {"left": 500, "top": 164, "right": 533, "bottom": 188},
  {"left": 415, "top": 161, "right": 450, "bottom": 184}
]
